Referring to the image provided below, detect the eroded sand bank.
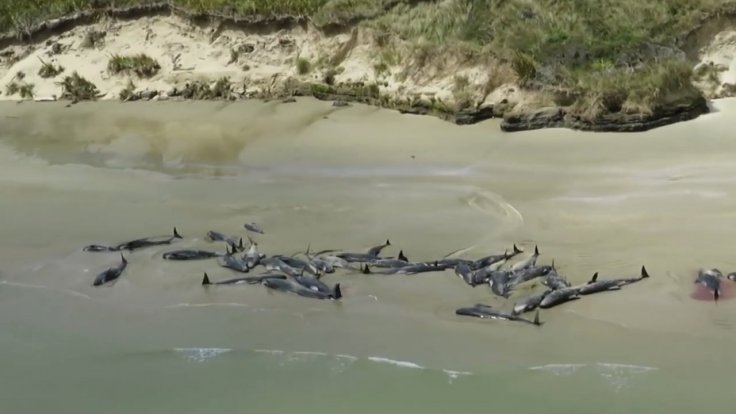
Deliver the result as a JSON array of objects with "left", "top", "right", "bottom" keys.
[{"left": 0, "top": 14, "right": 519, "bottom": 115}]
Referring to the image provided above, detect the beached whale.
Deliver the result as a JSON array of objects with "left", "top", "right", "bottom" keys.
[
  {"left": 84, "top": 227, "right": 183, "bottom": 252},
  {"left": 93, "top": 253, "right": 128, "bottom": 286},
  {"left": 262, "top": 277, "right": 342, "bottom": 300},
  {"left": 202, "top": 272, "right": 286, "bottom": 286},
  {"left": 456, "top": 304, "right": 542, "bottom": 326},
  {"left": 539, "top": 286, "right": 581, "bottom": 309},
  {"left": 206, "top": 230, "right": 244, "bottom": 252},
  {"left": 163, "top": 249, "right": 220, "bottom": 261}
]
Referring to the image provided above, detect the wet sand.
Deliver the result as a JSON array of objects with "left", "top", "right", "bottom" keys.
[{"left": 1, "top": 98, "right": 736, "bottom": 413}]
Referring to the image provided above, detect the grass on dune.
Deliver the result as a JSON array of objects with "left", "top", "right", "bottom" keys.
[
  {"left": 0, "top": 0, "right": 731, "bottom": 116},
  {"left": 368, "top": 0, "right": 730, "bottom": 114},
  {"left": 107, "top": 53, "right": 161, "bottom": 78},
  {"left": 564, "top": 58, "right": 701, "bottom": 118}
]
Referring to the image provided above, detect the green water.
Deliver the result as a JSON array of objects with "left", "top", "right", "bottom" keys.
[{"left": 1, "top": 99, "right": 735, "bottom": 413}]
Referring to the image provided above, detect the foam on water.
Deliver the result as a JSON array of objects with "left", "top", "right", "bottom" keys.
[
  {"left": 168, "top": 347, "right": 472, "bottom": 383},
  {"left": 528, "top": 363, "right": 587, "bottom": 376},
  {"left": 173, "top": 347, "right": 233, "bottom": 362},
  {"left": 595, "top": 362, "right": 658, "bottom": 392},
  {"left": 367, "top": 357, "right": 425, "bottom": 370},
  {"left": 529, "top": 362, "right": 658, "bottom": 391},
  {"left": 253, "top": 349, "right": 285, "bottom": 355},
  {"left": 443, "top": 370, "right": 473, "bottom": 384}
]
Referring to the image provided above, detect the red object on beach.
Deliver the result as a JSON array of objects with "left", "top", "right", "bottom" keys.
[{"left": 690, "top": 280, "right": 734, "bottom": 301}]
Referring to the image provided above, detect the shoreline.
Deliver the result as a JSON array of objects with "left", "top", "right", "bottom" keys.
[{"left": 0, "top": 4, "right": 732, "bottom": 132}]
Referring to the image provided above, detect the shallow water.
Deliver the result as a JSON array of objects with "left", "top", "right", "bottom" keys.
[{"left": 1, "top": 99, "right": 736, "bottom": 413}]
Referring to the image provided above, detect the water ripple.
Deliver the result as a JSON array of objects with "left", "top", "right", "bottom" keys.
[
  {"left": 529, "top": 362, "right": 658, "bottom": 391},
  {"left": 168, "top": 347, "right": 472, "bottom": 382}
]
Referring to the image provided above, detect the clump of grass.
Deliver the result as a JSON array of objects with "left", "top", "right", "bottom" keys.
[
  {"left": 18, "top": 83, "right": 35, "bottom": 99},
  {"left": 721, "top": 83, "right": 736, "bottom": 98},
  {"left": 483, "top": 64, "right": 516, "bottom": 96},
  {"left": 228, "top": 48, "right": 239, "bottom": 65},
  {"left": 453, "top": 75, "right": 469, "bottom": 93},
  {"left": 323, "top": 68, "right": 338, "bottom": 85},
  {"left": 365, "top": 83, "right": 380, "bottom": 99},
  {"left": 119, "top": 80, "right": 136, "bottom": 101},
  {"left": 170, "top": 53, "right": 182, "bottom": 71},
  {"left": 296, "top": 57, "right": 312, "bottom": 75},
  {"left": 50, "top": 42, "right": 63, "bottom": 55},
  {"left": 81, "top": 30, "right": 105, "bottom": 49},
  {"left": 211, "top": 76, "right": 232, "bottom": 98},
  {"left": 379, "top": 46, "right": 401, "bottom": 67},
  {"left": 108, "top": 54, "right": 161, "bottom": 78},
  {"left": 180, "top": 81, "right": 211, "bottom": 99},
  {"left": 412, "top": 42, "right": 434, "bottom": 69},
  {"left": 59, "top": 71, "right": 99, "bottom": 101},
  {"left": 305, "top": 80, "right": 380, "bottom": 100},
  {"left": 5, "top": 81, "right": 20, "bottom": 96},
  {"left": 180, "top": 77, "right": 233, "bottom": 100},
  {"left": 309, "top": 82, "right": 335, "bottom": 96},
  {"left": 694, "top": 62, "right": 727, "bottom": 84},
  {"left": 511, "top": 51, "right": 537, "bottom": 85},
  {"left": 37, "top": 57, "right": 64, "bottom": 78},
  {"left": 5, "top": 70, "right": 34, "bottom": 98},
  {"left": 452, "top": 75, "right": 473, "bottom": 109},
  {"left": 373, "top": 62, "right": 388, "bottom": 76}
]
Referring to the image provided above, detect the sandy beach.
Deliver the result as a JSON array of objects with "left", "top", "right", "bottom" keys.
[{"left": 2, "top": 97, "right": 736, "bottom": 412}]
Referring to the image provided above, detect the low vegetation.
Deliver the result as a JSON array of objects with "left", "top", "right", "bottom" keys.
[
  {"left": 80, "top": 29, "right": 106, "bottom": 49},
  {"left": 5, "top": 80, "right": 35, "bottom": 98},
  {"left": 565, "top": 58, "right": 700, "bottom": 118},
  {"left": 1, "top": 0, "right": 734, "bottom": 117},
  {"left": 178, "top": 77, "right": 233, "bottom": 100},
  {"left": 306, "top": 81, "right": 379, "bottom": 101},
  {"left": 18, "top": 82, "right": 35, "bottom": 98},
  {"left": 118, "top": 79, "right": 136, "bottom": 101},
  {"left": 4, "top": 70, "right": 34, "bottom": 99},
  {"left": 4, "top": 81, "right": 19, "bottom": 96},
  {"left": 452, "top": 75, "right": 472, "bottom": 109},
  {"left": 59, "top": 71, "right": 99, "bottom": 101},
  {"left": 108, "top": 54, "right": 161, "bottom": 78},
  {"left": 296, "top": 57, "right": 311, "bottom": 75},
  {"left": 37, "top": 57, "right": 64, "bottom": 78}
]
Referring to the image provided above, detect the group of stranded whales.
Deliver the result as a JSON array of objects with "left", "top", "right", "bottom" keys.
[{"left": 83, "top": 225, "right": 660, "bottom": 326}]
